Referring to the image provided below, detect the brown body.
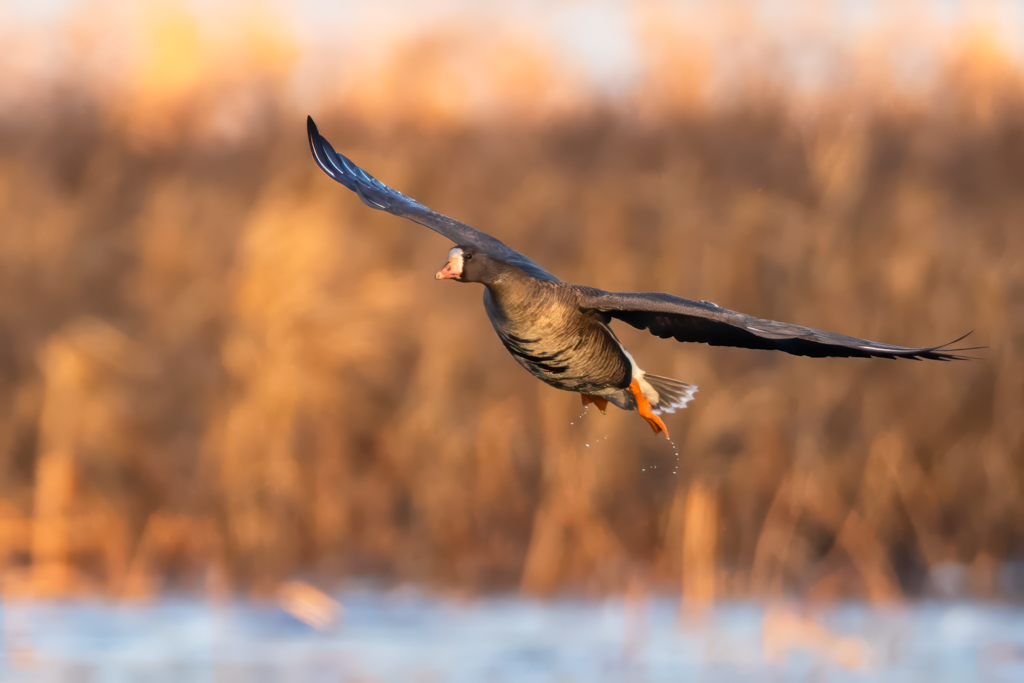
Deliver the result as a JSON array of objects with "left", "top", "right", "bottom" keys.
[{"left": 482, "top": 275, "right": 631, "bottom": 395}]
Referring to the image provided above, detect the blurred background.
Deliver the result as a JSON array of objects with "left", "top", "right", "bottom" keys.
[{"left": 1, "top": 0, "right": 1022, "bottom": 679}]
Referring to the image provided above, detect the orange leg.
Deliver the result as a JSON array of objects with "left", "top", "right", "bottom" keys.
[
  {"left": 629, "top": 378, "right": 670, "bottom": 439},
  {"left": 581, "top": 394, "right": 608, "bottom": 413}
]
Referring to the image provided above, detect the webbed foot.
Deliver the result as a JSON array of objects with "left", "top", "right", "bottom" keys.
[
  {"left": 581, "top": 394, "right": 608, "bottom": 413},
  {"left": 628, "top": 378, "right": 670, "bottom": 439}
]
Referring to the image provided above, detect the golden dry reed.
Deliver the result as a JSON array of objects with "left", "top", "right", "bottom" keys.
[{"left": 0, "top": 9, "right": 1019, "bottom": 602}]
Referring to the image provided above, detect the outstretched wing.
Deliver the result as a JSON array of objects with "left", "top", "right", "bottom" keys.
[
  {"left": 307, "top": 116, "right": 557, "bottom": 281},
  {"left": 576, "top": 287, "right": 977, "bottom": 360}
]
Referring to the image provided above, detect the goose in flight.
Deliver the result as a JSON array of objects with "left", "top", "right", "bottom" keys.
[{"left": 307, "top": 117, "right": 973, "bottom": 438}]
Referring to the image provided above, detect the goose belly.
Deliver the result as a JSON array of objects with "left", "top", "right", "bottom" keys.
[{"left": 486, "top": 309, "right": 632, "bottom": 394}]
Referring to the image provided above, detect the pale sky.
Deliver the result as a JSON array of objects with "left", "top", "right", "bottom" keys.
[{"left": 4, "top": 0, "right": 1024, "bottom": 112}]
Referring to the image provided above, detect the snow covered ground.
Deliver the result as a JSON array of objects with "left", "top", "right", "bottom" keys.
[{"left": 2, "top": 591, "right": 1024, "bottom": 682}]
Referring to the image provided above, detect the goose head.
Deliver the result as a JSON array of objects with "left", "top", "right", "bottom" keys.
[{"left": 435, "top": 246, "right": 503, "bottom": 285}]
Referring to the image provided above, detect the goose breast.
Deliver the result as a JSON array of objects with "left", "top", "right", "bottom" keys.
[{"left": 483, "top": 285, "right": 631, "bottom": 394}]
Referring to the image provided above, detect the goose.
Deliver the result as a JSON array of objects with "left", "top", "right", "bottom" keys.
[{"left": 307, "top": 117, "right": 974, "bottom": 439}]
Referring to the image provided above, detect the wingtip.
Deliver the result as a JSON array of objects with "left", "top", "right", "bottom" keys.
[
  {"left": 306, "top": 115, "right": 342, "bottom": 180},
  {"left": 930, "top": 330, "right": 985, "bottom": 360}
]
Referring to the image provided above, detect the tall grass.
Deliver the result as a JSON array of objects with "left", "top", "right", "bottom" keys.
[{"left": 0, "top": 14, "right": 1019, "bottom": 601}]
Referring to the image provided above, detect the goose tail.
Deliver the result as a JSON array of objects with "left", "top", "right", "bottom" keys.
[{"left": 642, "top": 374, "right": 698, "bottom": 414}]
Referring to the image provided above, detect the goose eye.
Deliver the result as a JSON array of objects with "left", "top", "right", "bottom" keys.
[{"left": 464, "top": 252, "right": 473, "bottom": 261}]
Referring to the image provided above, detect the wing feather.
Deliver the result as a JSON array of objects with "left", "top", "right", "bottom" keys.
[
  {"left": 307, "top": 117, "right": 557, "bottom": 281},
  {"left": 576, "top": 288, "right": 977, "bottom": 361}
]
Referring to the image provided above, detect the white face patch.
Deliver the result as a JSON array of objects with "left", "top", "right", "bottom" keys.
[{"left": 447, "top": 247, "right": 464, "bottom": 276}]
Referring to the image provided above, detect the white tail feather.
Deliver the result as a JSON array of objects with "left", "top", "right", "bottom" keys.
[{"left": 641, "top": 373, "right": 698, "bottom": 414}]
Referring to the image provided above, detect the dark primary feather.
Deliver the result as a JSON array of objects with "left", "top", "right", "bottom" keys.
[
  {"left": 307, "top": 116, "right": 557, "bottom": 281},
  {"left": 576, "top": 288, "right": 977, "bottom": 361}
]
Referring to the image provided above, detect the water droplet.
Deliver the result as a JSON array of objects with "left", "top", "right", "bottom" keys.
[
  {"left": 667, "top": 437, "right": 681, "bottom": 475},
  {"left": 585, "top": 444, "right": 590, "bottom": 448}
]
